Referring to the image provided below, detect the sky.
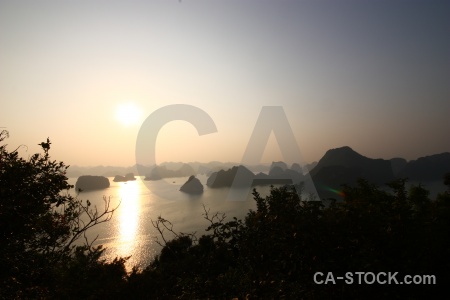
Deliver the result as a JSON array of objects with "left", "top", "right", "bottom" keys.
[{"left": 1, "top": 0, "right": 449, "bottom": 167}]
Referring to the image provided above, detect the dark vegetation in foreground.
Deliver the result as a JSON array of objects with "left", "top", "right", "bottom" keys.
[{"left": 1, "top": 131, "right": 449, "bottom": 299}]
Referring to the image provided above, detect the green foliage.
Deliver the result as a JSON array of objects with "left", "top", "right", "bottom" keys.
[
  {"left": 124, "top": 178, "right": 450, "bottom": 299},
  {"left": 54, "top": 246, "right": 128, "bottom": 299},
  {"left": 0, "top": 131, "right": 125, "bottom": 299}
]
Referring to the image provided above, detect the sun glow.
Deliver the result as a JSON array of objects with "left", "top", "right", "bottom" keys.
[{"left": 115, "top": 103, "right": 142, "bottom": 126}]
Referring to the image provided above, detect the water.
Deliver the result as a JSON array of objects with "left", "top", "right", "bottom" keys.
[
  {"left": 67, "top": 175, "right": 275, "bottom": 271},
  {"left": 67, "top": 175, "right": 447, "bottom": 271}
]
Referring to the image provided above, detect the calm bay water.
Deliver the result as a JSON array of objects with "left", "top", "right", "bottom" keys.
[
  {"left": 67, "top": 175, "right": 446, "bottom": 271},
  {"left": 67, "top": 175, "right": 272, "bottom": 270}
]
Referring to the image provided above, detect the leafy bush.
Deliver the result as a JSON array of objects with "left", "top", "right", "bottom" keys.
[
  {"left": 124, "top": 179, "right": 450, "bottom": 299},
  {"left": 0, "top": 131, "right": 126, "bottom": 298}
]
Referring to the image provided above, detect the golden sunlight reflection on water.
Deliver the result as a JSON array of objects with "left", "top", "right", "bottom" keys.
[
  {"left": 104, "top": 179, "right": 157, "bottom": 271},
  {"left": 69, "top": 175, "right": 262, "bottom": 271},
  {"left": 116, "top": 180, "right": 140, "bottom": 258}
]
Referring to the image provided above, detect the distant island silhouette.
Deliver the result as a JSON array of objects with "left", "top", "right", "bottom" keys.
[
  {"left": 113, "top": 173, "right": 136, "bottom": 182},
  {"left": 180, "top": 175, "right": 204, "bottom": 194},
  {"left": 67, "top": 146, "right": 450, "bottom": 200},
  {"left": 144, "top": 164, "right": 196, "bottom": 180},
  {"left": 65, "top": 162, "right": 270, "bottom": 178},
  {"left": 398, "top": 153, "right": 450, "bottom": 181},
  {"left": 206, "top": 166, "right": 255, "bottom": 188},
  {"left": 309, "top": 146, "right": 450, "bottom": 199},
  {"left": 75, "top": 175, "right": 110, "bottom": 191},
  {"left": 206, "top": 163, "right": 305, "bottom": 188}
]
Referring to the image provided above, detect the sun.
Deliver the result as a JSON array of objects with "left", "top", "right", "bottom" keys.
[{"left": 115, "top": 103, "right": 143, "bottom": 126}]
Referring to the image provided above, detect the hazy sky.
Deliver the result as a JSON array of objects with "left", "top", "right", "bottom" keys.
[{"left": 1, "top": 0, "right": 449, "bottom": 166}]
